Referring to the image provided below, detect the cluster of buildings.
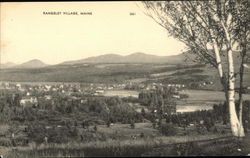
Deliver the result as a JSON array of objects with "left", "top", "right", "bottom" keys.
[
  {"left": 167, "top": 84, "right": 185, "bottom": 88},
  {"left": 198, "top": 81, "right": 214, "bottom": 87},
  {"left": 1, "top": 80, "right": 219, "bottom": 109},
  {"left": 124, "top": 82, "right": 187, "bottom": 91},
  {"left": 0, "top": 82, "right": 129, "bottom": 108}
]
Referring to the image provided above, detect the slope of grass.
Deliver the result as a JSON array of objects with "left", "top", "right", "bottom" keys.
[{"left": 6, "top": 133, "right": 243, "bottom": 157}]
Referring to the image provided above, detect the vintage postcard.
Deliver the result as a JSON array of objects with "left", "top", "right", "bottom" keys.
[{"left": 0, "top": 1, "right": 249, "bottom": 157}]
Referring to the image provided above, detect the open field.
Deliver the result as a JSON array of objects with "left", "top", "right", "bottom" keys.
[
  {"left": 0, "top": 63, "right": 217, "bottom": 84},
  {"left": 103, "top": 90, "right": 139, "bottom": 98},
  {"left": 5, "top": 132, "right": 250, "bottom": 157},
  {"left": 178, "top": 90, "right": 250, "bottom": 106}
]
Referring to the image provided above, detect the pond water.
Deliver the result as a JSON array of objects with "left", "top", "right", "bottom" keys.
[
  {"left": 176, "top": 105, "right": 213, "bottom": 113},
  {"left": 102, "top": 89, "right": 250, "bottom": 113}
]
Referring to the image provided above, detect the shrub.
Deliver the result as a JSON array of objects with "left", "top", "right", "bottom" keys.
[
  {"left": 159, "top": 123, "right": 177, "bottom": 136},
  {"left": 195, "top": 124, "right": 207, "bottom": 135},
  {"left": 130, "top": 121, "right": 135, "bottom": 129},
  {"left": 0, "top": 138, "right": 12, "bottom": 146},
  {"left": 179, "top": 94, "right": 189, "bottom": 99},
  {"left": 106, "top": 120, "right": 111, "bottom": 128}
]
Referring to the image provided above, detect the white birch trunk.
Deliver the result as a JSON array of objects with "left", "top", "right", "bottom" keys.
[
  {"left": 210, "top": 35, "right": 224, "bottom": 81},
  {"left": 209, "top": 28, "right": 228, "bottom": 104},
  {"left": 222, "top": 20, "right": 245, "bottom": 137},
  {"left": 227, "top": 48, "right": 245, "bottom": 137},
  {"left": 209, "top": 28, "right": 225, "bottom": 86}
]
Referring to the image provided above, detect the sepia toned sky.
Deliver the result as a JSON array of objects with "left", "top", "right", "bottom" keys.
[{"left": 0, "top": 2, "right": 186, "bottom": 65}]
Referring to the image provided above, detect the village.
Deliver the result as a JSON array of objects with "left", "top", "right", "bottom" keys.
[
  {"left": 0, "top": 79, "right": 220, "bottom": 108},
  {"left": 0, "top": 81, "right": 187, "bottom": 109}
]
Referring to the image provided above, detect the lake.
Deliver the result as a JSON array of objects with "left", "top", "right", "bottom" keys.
[
  {"left": 103, "top": 89, "right": 250, "bottom": 113},
  {"left": 177, "top": 89, "right": 250, "bottom": 113}
]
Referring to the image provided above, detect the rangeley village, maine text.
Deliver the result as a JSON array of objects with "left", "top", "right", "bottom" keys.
[{"left": 43, "top": 11, "right": 92, "bottom": 15}]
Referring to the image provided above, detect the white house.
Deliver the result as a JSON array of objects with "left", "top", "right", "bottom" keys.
[
  {"left": 96, "top": 90, "right": 104, "bottom": 93},
  {"left": 20, "top": 96, "right": 38, "bottom": 107},
  {"left": 16, "top": 83, "right": 21, "bottom": 88},
  {"left": 44, "top": 95, "right": 52, "bottom": 100},
  {"left": 172, "top": 95, "right": 180, "bottom": 99}
]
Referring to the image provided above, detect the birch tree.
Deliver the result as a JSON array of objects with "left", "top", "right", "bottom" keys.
[
  {"left": 232, "top": 0, "right": 250, "bottom": 133},
  {"left": 141, "top": 0, "right": 249, "bottom": 137}
]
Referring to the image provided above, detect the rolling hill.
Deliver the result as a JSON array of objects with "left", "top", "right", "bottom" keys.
[
  {"left": 0, "top": 62, "right": 16, "bottom": 69},
  {"left": 60, "top": 52, "right": 190, "bottom": 65},
  {"left": 0, "top": 52, "right": 249, "bottom": 88},
  {"left": 13, "top": 59, "right": 49, "bottom": 69}
]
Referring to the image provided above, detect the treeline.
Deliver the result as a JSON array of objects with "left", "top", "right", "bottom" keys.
[
  {"left": 0, "top": 89, "right": 143, "bottom": 125},
  {"left": 138, "top": 87, "right": 177, "bottom": 116},
  {"left": 162, "top": 101, "right": 250, "bottom": 134}
]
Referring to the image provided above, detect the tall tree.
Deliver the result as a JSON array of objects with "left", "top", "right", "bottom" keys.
[
  {"left": 231, "top": 0, "right": 250, "bottom": 133},
  {"left": 141, "top": 0, "right": 249, "bottom": 137}
]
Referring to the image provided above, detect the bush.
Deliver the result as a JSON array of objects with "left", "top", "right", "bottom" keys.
[
  {"left": 0, "top": 138, "right": 12, "bottom": 146},
  {"left": 195, "top": 124, "right": 207, "bottom": 135},
  {"left": 130, "top": 121, "right": 135, "bottom": 129},
  {"left": 179, "top": 94, "right": 189, "bottom": 99},
  {"left": 172, "top": 142, "right": 200, "bottom": 156},
  {"left": 159, "top": 123, "right": 177, "bottom": 136}
]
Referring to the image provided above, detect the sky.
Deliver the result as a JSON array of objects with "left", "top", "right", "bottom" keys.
[{"left": 0, "top": 2, "right": 186, "bottom": 65}]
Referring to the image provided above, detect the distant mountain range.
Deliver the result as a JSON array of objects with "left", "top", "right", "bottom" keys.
[
  {"left": 1, "top": 59, "right": 49, "bottom": 69},
  {"left": 1, "top": 51, "right": 246, "bottom": 69},
  {"left": 60, "top": 52, "right": 189, "bottom": 65},
  {"left": 0, "top": 52, "right": 249, "bottom": 86},
  {"left": 1, "top": 52, "right": 191, "bottom": 69}
]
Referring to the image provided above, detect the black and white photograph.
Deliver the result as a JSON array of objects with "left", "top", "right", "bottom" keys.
[{"left": 0, "top": 1, "right": 249, "bottom": 157}]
